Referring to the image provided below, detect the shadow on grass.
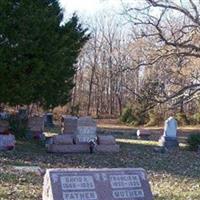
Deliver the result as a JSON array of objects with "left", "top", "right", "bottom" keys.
[
  {"left": 116, "top": 138, "right": 200, "bottom": 179},
  {"left": 0, "top": 135, "right": 200, "bottom": 181},
  {"left": 1, "top": 130, "right": 200, "bottom": 200}
]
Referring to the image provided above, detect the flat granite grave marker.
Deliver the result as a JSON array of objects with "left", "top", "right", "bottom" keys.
[{"left": 43, "top": 168, "right": 153, "bottom": 200}]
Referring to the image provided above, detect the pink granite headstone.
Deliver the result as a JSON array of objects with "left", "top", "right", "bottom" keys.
[
  {"left": 62, "top": 115, "right": 78, "bottom": 134},
  {"left": 0, "top": 134, "right": 15, "bottom": 150},
  {"left": 76, "top": 117, "right": 97, "bottom": 143},
  {"left": 43, "top": 168, "right": 153, "bottom": 200}
]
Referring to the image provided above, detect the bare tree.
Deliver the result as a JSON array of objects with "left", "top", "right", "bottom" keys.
[{"left": 122, "top": 0, "right": 200, "bottom": 108}]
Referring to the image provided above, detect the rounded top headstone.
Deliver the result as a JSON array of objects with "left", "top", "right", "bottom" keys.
[{"left": 164, "top": 116, "right": 177, "bottom": 138}]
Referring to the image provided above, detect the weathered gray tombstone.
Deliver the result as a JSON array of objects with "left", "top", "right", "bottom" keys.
[
  {"left": 27, "top": 116, "right": 44, "bottom": 140},
  {"left": 62, "top": 115, "right": 78, "bottom": 135},
  {"left": 0, "top": 134, "right": 15, "bottom": 150},
  {"left": 159, "top": 116, "right": 179, "bottom": 149},
  {"left": 43, "top": 168, "right": 153, "bottom": 200},
  {"left": 76, "top": 117, "right": 97, "bottom": 143}
]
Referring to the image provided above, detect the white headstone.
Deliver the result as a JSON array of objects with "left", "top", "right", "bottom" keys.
[
  {"left": 76, "top": 117, "right": 97, "bottom": 143},
  {"left": 163, "top": 117, "right": 177, "bottom": 138}
]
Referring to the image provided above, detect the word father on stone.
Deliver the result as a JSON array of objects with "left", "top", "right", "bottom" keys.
[{"left": 43, "top": 168, "right": 153, "bottom": 200}]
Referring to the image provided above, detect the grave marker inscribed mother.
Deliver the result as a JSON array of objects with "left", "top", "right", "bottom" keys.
[{"left": 43, "top": 168, "right": 153, "bottom": 200}]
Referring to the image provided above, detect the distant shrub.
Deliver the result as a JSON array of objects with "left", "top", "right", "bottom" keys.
[
  {"left": 70, "top": 104, "right": 80, "bottom": 116},
  {"left": 187, "top": 133, "right": 200, "bottom": 151},
  {"left": 120, "top": 105, "right": 147, "bottom": 126},
  {"left": 192, "top": 113, "right": 200, "bottom": 125},
  {"left": 175, "top": 112, "right": 189, "bottom": 126},
  {"left": 120, "top": 107, "right": 134, "bottom": 124},
  {"left": 146, "top": 109, "right": 164, "bottom": 126}
]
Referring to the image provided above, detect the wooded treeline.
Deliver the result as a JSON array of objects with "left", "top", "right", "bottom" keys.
[{"left": 70, "top": 0, "right": 200, "bottom": 125}]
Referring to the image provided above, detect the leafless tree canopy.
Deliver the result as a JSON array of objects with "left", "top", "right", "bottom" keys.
[{"left": 69, "top": 1, "right": 200, "bottom": 124}]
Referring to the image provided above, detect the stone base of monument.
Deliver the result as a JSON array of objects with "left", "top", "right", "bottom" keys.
[
  {"left": 26, "top": 131, "right": 45, "bottom": 141},
  {"left": 159, "top": 136, "right": 179, "bottom": 149},
  {"left": 46, "top": 135, "right": 120, "bottom": 153},
  {"left": 137, "top": 129, "right": 151, "bottom": 140},
  {"left": 47, "top": 144, "right": 90, "bottom": 153},
  {"left": 47, "top": 144, "right": 120, "bottom": 153},
  {"left": 52, "top": 134, "right": 74, "bottom": 145}
]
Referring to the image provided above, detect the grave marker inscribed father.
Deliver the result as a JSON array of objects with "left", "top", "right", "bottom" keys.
[{"left": 43, "top": 168, "right": 153, "bottom": 200}]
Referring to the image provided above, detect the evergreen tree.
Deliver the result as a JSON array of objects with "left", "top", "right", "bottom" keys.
[{"left": 0, "top": 0, "right": 89, "bottom": 108}]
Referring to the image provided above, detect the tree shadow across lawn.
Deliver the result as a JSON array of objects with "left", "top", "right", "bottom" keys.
[
  {"left": 0, "top": 135, "right": 200, "bottom": 181},
  {"left": 116, "top": 137, "right": 200, "bottom": 180},
  {"left": 1, "top": 136, "right": 200, "bottom": 200}
]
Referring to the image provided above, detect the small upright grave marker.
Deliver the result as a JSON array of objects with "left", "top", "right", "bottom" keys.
[
  {"left": 43, "top": 168, "right": 153, "bottom": 200},
  {"left": 159, "top": 116, "right": 179, "bottom": 149}
]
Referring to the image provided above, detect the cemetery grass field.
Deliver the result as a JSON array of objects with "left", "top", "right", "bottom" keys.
[{"left": 0, "top": 127, "right": 200, "bottom": 200}]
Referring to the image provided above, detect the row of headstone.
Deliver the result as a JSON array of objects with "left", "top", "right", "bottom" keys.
[
  {"left": 47, "top": 116, "right": 119, "bottom": 153},
  {"left": 61, "top": 116, "right": 98, "bottom": 142}
]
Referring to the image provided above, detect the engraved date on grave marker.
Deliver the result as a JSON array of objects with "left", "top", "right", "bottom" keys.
[
  {"left": 109, "top": 175, "right": 141, "bottom": 189},
  {"left": 61, "top": 176, "right": 95, "bottom": 190}
]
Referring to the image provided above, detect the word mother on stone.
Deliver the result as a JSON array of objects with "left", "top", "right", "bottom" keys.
[{"left": 43, "top": 168, "right": 153, "bottom": 200}]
